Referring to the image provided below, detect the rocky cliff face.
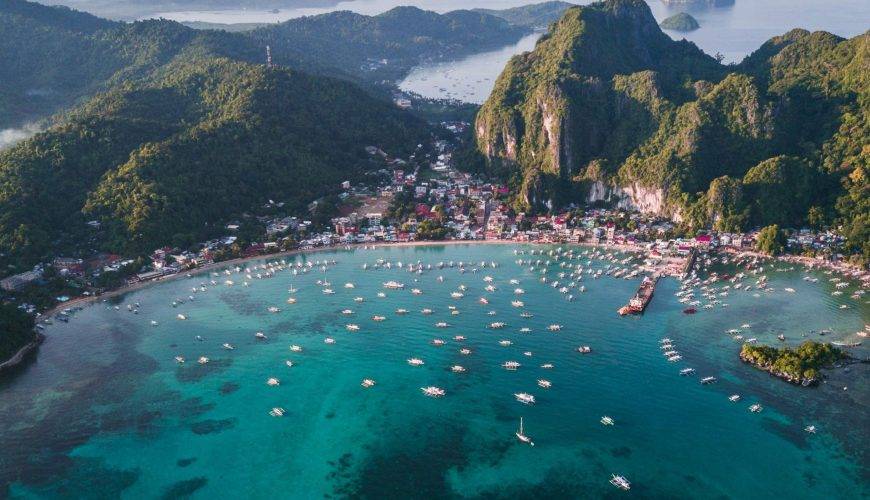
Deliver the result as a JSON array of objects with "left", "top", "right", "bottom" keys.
[
  {"left": 475, "top": 0, "right": 866, "bottom": 235},
  {"left": 476, "top": 0, "right": 724, "bottom": 214}
]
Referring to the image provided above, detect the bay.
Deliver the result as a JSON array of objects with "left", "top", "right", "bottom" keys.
[{"left": 1, "top": 244, "right": 866, "bottom": 498}]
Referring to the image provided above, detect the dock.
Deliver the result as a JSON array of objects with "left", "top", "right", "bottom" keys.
[{"left": 618, "top": 275, "right": 659, "bottom": 316}]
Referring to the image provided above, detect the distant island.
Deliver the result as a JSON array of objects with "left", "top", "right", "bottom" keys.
[
  {"left": 474, "top": 1, "right": 577, "bottom": 29},
  {"left": 660, "top": 0, "right": 734, "bottom": 7},
  {"left": 660, "top": 12, "right": 700, "bottom": 32},
  {"left": 739, "top": 341, "right": 848, "bottom": 386}
]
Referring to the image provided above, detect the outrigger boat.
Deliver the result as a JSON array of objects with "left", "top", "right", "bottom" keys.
[
  {"left": 421, "top": 386, "right": 445, "bottom": 398},
  {"left": 514, "top": 393, "right": 536, "bottom": 405},
  {"left": 609, "top": 474, "right": 630, "bottom": 490}
]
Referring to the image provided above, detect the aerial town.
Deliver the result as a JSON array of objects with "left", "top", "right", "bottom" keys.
[{"left": 1, "top": 121, "right": 866, "bottom": 316}]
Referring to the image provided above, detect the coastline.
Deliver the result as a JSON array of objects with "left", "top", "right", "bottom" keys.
[
  {"left": 0, "top": 333, "right": 44, "bottom": 373},
  {"left": 40, "top": 238, "right": 866, "bottom": 321},
  {"left": 40, "top": 239, "right": 643, "bottom": 319}
]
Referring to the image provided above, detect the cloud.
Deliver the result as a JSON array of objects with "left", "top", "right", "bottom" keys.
[{"left": 0, "top": 124, "right": 41, "bottom": 150}]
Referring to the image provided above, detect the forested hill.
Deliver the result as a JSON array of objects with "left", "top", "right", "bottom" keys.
[
  {"left": 248, "top": 7, "right": 527, "bottom": 81},
  {"left": 0, "top": 57, "right": 431, "bottom": 266},
  {"left": 473, "top": 1, "right": 577, "bottom": 28},
  {"left": 475, "top": 0, "right": 868, "bottom": 261},
  {"left": 0, "top": 0, "right": 263, "bottom": 129},
  {"left": 0, "top": 0, "right": 529, "bottom": 129}
]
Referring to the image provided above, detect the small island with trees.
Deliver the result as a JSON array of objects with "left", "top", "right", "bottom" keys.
[
  {"left": 739, "top": 341, "right": 849, "bottom": 386},
  {"left": 660, "top": 12, "right": 700, "bottom": 32}
]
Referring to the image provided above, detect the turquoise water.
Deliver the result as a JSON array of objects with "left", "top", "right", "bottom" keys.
[{"left": 1, "top": 244, "right": 867, "bottom": 498}]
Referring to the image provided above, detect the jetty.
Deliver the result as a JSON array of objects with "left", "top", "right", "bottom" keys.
[{"left": 618, "top": 275, "right": 658, "bottom": 316}]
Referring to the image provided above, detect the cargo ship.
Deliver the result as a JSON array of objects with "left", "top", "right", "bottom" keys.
[{"left": 618, "top": 276, "right": 657, "bottom": 316}]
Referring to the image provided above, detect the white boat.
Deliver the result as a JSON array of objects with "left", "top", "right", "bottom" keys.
[
  {"left": 361, "top": 378, "right": 376, "bottom": 388},
  {"left": 804, "top": 425, "right": 817, "bottom": 434},
  {"left": 435, "top": 322, "right": 449, "bottom": 328},
  {"left": 700, "top": 376, "right": 717, "bottom": 384},
  {"left": 679, "top": 368, "right": 695, "bottom": 376},
  {"left": 729, "top": 394, "right": 741, "bottom": 402},
  {"left": 267, "top": 306, "right": 281, "bottom": 313},
  {"left": 450, "top": 292, "right": 464, "bottom": 299},
  {"left": 176, "top": 314, "right": 187, "bottom": 320},
  {"left": 514, "top": 288, "right": 525, "bottom": 295},
  {"left": 411, "top": 288, "right": 423, "bottom": 295},
  {"left": 516, "top": 417, "right": 534, "bottom": 446},
  {"left": 290, "top": 345, "right": 303, "bottom": 352},
  {"left": 459, "top": 348, "right": 472, "bottom": 355},
  {"left": 601, "top": 416, "right": 614, "bottom": 426},
  {"left": 372, "top": 315, "right": 386, "bottom": 322},
  {"left": 285, "top": 360, "right": 293, "bottom": 368},
  {"left": 499, "top": 340, "right": 512, "bottom": 346},
  {"left": 502, "top": 361, "right": 521, "bottom": 370},
  {"left": 547, "top": 324, "right": 562, "bottom": 332},
  {"left": 610, "top": 474, "right": 630, "bottom": 490},
  {"left": 255, "top": 332, "right": 267, "bottom": 340},
  {"left": 222, "top": 343, "right": 235, "bottom": 350},
  {"left": 511, "top": 300, "right": 524, "bottom": 308},
  {"left": 749, "top": 403, "right": 763, "bottom": 413},
  {"left": 197, "top": 356, "right": 209, "bottom": 365},
  {"left": 421, "top": 308, "right": 433, "bottom": 315},
  {"left": 346, "top": 324, "right": 360, "bottom": 331},
  {"left": 577, "top": 346, "right": 592, "bottom": 354},
  {"left": 407, "top": 358, "right": 425, "bottom": 366},
  {"left": 150, "top": 320, "right": 159, "bottom": 326},
  {"left": 269, "top": 407, "right": 285, "bottom": 417},
  {"left": 421, "top": 386, "right": 445, "bottom": 397},
  {"left": 174, "top": 356, "right": 185, "bottom": 364},
  {"left": 395, "top": 308, "right": 408, "bottom": 315},
  {"left": 451, "top": 365, "right": 466, "bottom": 373},
  {"left": 266, "top": 377, "right": 280, "bottom": 386},
  {"left": 537, "top": 379, "right": 552, "bottom": 388},
  {"left": 490, "top": 322, "right": 506, "bottom": 329},
  {"left": 540, "top": 363, "right": 554, "bottom": 369},
  {"left": 479, "top": 297, "right": 489, "bottom": 304},
  {"left": 324, "top": 337, "right": 335, "bottom": 344},
  {"left": 353, "top": 296, "right": 364, "bottom": 303},
  {"left": 383, "top": 281, "right": 405, "bottom": 289},
  {"left": 341, "top": 309, "right": 354, "bottom": 315},
  {"left": 514, "top": 392, "right": 536, "bottom": 405},
  {"left": 519, "top": 327, "right": 532, "bottom": 333},
  {"left": 377, "top": 292, "right": 386, "bottom": 298},
  {"left": 344, "top": 283, "right": 355, "bottom": 289},
  {"left": 286, "top": 297, "right": 297, "bottom": 304},
  {"left": 322, "top": 289, "right": 335, "bottom": 295}
]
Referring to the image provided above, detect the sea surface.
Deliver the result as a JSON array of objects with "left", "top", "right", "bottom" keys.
[
  {"left": 1, "top": 244, "right": 867, "bottom": 498},
  {"left": 399, "top": 32, "right": 541, "bottom": 104}
]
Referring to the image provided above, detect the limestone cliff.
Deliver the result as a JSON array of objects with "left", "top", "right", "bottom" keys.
[{"left": 475, "top": 0, "right": 868, "bottom": 243}]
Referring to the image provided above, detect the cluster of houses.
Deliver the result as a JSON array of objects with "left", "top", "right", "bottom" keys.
[{"left": 0, "top": 123, "right": 859, "bottom": 309}]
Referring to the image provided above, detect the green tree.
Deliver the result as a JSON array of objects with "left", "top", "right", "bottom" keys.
[
  {"left": 806, "top": 206, "right": 826, "bottom": 230},
  {"left": 756, "top": 224, "right": 787, "bottom": 255}
]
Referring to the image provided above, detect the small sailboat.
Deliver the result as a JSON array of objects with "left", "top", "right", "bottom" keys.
[{"left": 516, "top": 417, "right": 534, "bottom": 446}]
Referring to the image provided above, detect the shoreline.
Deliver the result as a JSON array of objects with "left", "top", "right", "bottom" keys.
[
  {"left": 40, "top": 238, "right": 867, "bottom": 320},
  {"left": 40, "top": 239, "right": 644, "bottom": 318},
  {"left": 0, "top": 333, "right": 45, "bottom": 373}
]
